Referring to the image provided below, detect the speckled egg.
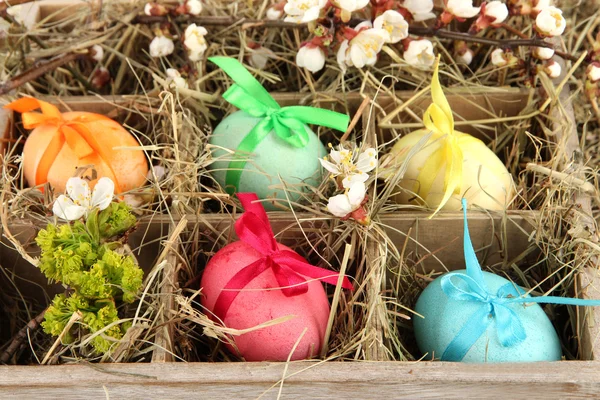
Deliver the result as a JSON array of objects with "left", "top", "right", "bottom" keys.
[
  {"left": 200, "top": 241, "right": 330, "bottom": 361},
  {"left": 413, "top": 269, "right": 562, "bottom": 362},
  {"left": 209, "top": 110, "right": 327, "bottom": 210}
]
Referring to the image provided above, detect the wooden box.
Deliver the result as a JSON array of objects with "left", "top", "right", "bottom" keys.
[{"left": 2, "top": 86, "right": 600, "bottom": 396}]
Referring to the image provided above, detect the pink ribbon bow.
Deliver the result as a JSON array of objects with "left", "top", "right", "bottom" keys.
[{"left": 213, "top": 193, "right": 354, "bottom": 320}]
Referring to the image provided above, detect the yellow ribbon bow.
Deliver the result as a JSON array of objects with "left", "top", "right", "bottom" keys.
[
  {"left": 5, "top": 98, "right": 123, "bottom": 193},
  {"left": 418, "top": 56, "right": 480, "bottom": 217}
]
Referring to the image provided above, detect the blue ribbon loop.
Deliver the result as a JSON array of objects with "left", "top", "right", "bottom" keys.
[{"left": 440, "top": 199, "right": 600, "bottom": 361}]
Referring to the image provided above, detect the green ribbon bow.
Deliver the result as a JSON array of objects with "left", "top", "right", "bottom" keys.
[{"left": 209, "top": 57, "right": 351, "bottom": 194}]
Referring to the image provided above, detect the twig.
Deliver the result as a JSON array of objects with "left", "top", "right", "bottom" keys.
[
  {"left": 0, "top": 52, "right": 85, "bottom": 95},
  {"left": 341, "top": 95, "right": 370, "bottom": 143},
  {"left": 0, "top": 309, "right": 46, "bottom": 364},
  {"left": 134, "top": 15, "right": 302, "bottom": 28},
  {"left": 408, "top": 27, "right": 552, "bottom": 49},
  {"left": 526, "top": 163, "right": 596, "bottom": 194},
  {"left": 41, "top": 310, "right": 82, "bottom": 365}
]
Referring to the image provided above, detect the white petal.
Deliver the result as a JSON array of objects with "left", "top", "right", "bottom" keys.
[
  {"left": 337, "top": 40, "right": 350, "bottom": 71},
  {"left": 347, "top": 181, "right": 366, "bottom": 208},
  {"left": 342, "top": 173, "right": 369, "bottom": 189},
  {"left": 356, "top": 148, "right": 378, "bottom": 172},
  {"left": 350, "top": 43, "right": 367, "bottom": 69},
  {"left": 66, "top": 177, "right": 91, "bottom": 207},
  {"left": 91, "top": 177, "right": 115, "bottom": 210},
  {"left": 53, "top": 195, "right": 86, "bottom": 221},
  {"left": 327, "top": 194, "right": 353, "bottom": 217},
  {"left": 320, "top": 158, "right": 341, "bottom": 174},
  {"left": 329, "top": 149, "right": 343, "bottom": 164}
]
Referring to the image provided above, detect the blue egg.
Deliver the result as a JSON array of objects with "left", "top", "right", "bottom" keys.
[
  {"left": 413, "top": 269, "right": 562, "bottom": 362},
  {"left": 209, "top": 111, "right": 327, "bottom": 210}
]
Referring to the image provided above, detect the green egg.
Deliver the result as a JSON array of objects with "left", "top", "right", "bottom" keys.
[{"left": 209, "top": 110, "right": 327, "bottom": 210}]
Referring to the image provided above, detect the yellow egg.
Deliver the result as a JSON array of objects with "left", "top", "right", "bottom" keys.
[
  {"left": 384, "top": 129, "right": 514, "bottom": 211},
  {"left": 381, "top": 57, "right": 515, "bottom": 214}
]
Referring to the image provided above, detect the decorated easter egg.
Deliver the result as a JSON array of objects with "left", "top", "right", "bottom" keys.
[
  {"left": 6, "top": 98, "right": 148, "bottom": 194},
  {"left": 209, "top": 110, "right": 327, "bottom": 209},
  {"left": 385, "top": 130, "right": 514, "bottom": 211},
  {"left": 380, "top": 57, "right": 514, "bottom": 214},
  {"left": 200, "top": 240, "right": 330, "bottom": 361},
  {"left": 413, "top": 269, "right": 562, "bottom": 363}
]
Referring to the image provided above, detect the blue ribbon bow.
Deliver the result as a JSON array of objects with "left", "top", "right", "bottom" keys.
[{"left": 440, "top": 199, "right": 600, "bottom": 362}]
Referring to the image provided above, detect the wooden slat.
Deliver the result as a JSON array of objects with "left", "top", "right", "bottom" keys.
[{"left": 0, "top": 361, "right": 600, "bottom": 398}]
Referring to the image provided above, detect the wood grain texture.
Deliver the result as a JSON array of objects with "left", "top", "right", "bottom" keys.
[{"left": 1, "top": 361, "right": 600, "bottom": 399}]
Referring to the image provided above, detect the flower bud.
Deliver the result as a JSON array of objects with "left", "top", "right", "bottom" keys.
[
  {"left": 535, "top": 6, "right": 566, "bottom": 37},
  {"left": 587, "top": 63, "right": 600, "bottom": 82},
  {"left": 532, "top": 46, "right": 555, "bottom": 60},
  {"left": 543, "top": 60, "right": 561, "bottom": 78}
]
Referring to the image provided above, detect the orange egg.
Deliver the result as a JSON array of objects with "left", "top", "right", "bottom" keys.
[{"left": 6, "top": 98, "right": 148, "bottom": 194}]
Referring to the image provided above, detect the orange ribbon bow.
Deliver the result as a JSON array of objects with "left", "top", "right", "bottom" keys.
[{"left": 5, "top": 98, "right": 123, "bottom": 193}]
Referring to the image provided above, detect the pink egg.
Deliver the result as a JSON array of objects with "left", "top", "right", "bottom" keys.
[{"left": 200, "top": 241, "right": 330, "bottom": 361}]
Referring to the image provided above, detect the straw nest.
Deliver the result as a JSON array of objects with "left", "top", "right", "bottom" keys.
[{"left": 0, "top": 0, "right": 599, "bottom": 365}]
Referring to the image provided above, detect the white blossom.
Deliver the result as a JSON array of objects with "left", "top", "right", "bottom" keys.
[
  {"left": 532, "top": 46, "right": 555, "bottom": 60},
  {"left": 249, "top": 46, "right": 276, "bottom": 70},
  {"left": 533, "top": 0, "right": 553, "bottom": 13},
  {"left": 149, "top": 36, "right": 175, "bottom": 58},
  {"left": 327, "top": 181, "right": 367, "bottom": 218},
  {"left": 337, "top": 24, "right": 389, "bottom": 71},
  {"left": 491, "top": 48, "right": 508, "bottom": 66},
  {"left": 544, "top": 60, "right": 561, "bottom": 78},
  {"left": 185, "top": 0, "right": 203, "bottom": 15},
  {"left": 403, "top": 39, "right": 435, "bottom": 69},
  {"left": 184, "top": 23, "right": 208, "bottom": 61},
  {"left": 297, "top": 45, "right": 326, "bottom": 73},
  {"left": 402, "top": 0, "right": 436, "bottom": 22},
  {"left": 447, "top": 0, "right": 481, "bottom": 19},
  {"left": 334, "top": 0, "right": 370, "bottom": 22},
  {"left": 91, "top": 45, "right": 104, "bottom": 62},
  {"left": 320, "top": 145, "right": 377, "bottom": 189},
  {"left": 267, "top": 7, "right": 283, "bottom": 20},
  {"left": 166, "top": 68, "right": 189, "bottom": 89},
  {"left": 373, "top": 10, "right": 409, "bottom": 44},
  {"left": 587, "top": 64, "right": 600, "bottom": 82},
  {"left": 535, "top": 6, "right": 566, "bottom": 37},
  {"left": 457, "top": 48, "right": 474, "bottom": 65},
  {"left": 483, "top": 1, "right": 509, "bottom": 24},
  {"left": 284, "top": 0, "right": 327, "bottom": 23},
  {"left": 53, "top": 177, "right": 114, "bottom": 221}
]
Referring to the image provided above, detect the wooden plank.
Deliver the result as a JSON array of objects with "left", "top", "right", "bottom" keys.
[{"left": 0, "top": 361, "right": 600, "bottom": 398}]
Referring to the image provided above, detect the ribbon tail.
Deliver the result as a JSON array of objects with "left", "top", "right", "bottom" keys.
[
  {"left": 273, "top": 251, "right": 353, "bottom": 290},
  {"left": 234, "top": 211, "right": 278, "bottom": 253},
  {"left": 36, "top": 130, "right": 65, "bottom": 187},
  {"left": 212, "top": 258, "right": 269, "bottom": 321},
  {"left": 209, "top": 57, "right": 280, "bottom": 110},
  {"left": 441, "top": 304, "right": 493, "bottom": 361},
  {"left": 461, "top": 198, "right": 487, "bottom": 288},
  {"left": 273, "top": 263, "right": 310, "bottom": 297},
  {"left": 70, "top": 123, "right": 124, "bottom": 193},
  {"left": 430, "top": 56, "right": 454, "bottom": 133},
  {"left": 279, "top": 106, "right": 350, "bottom": 134},
  {"left": 494, "top": 304, "right": 526, "bottom": 347},
  {"left": 5, "top": 98, "right": 63, "bottom": 122},
  {"left": 508, "top": 295, "right": 600, "bottom": 307},
  {"left": 430, "top": 138, "right": 463, "bottom": 218}
]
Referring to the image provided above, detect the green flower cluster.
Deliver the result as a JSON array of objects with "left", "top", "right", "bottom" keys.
[{"left": 37, "top": 202, "right": 143, "bottom": 354}]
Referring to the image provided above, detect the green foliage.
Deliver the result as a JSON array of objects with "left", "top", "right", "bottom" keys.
[{"left": 36, "top": 202, "right": 143, "bottom": 355}]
